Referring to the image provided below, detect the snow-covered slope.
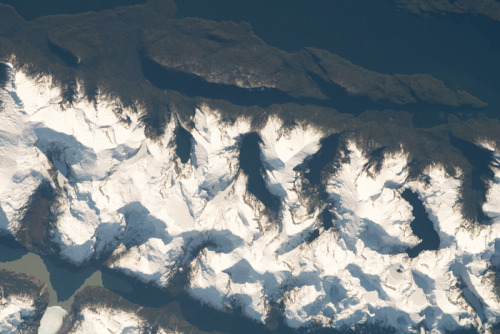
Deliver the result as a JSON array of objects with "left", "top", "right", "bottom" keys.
[
  {"left": 69, "top": 307, "right": 179, "bottom": 334},
  {"left": 0, "top": 294, "right": 37, "bottom": 333},
  {"left": 1, "top": 64, "right": 499, "bottom": 333},
  {"left": 39, "top": 306, "right": 66, "bottom": 334}
]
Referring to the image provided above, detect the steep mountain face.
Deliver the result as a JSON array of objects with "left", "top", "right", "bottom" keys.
[
  {"left": 393, "top": 0, "right": 500, "bottom": 21},
  {"left": 0, "top": 269, "right": 49, "bottom": 333},
  {"left": 1, "top": 63, "right": 499, "bottom": 333},
  {"left": 68, "top": 308, "right": 169, "bottom": 334}
]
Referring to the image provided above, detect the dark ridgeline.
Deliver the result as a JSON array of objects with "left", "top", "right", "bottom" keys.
[
  {"left": 139, "top": 99, "right": 171, "bottom": 139},
  {"left": 0, "top": 0, "right": 147, "bottom": 20},
  {"left": 175, "top": 0, "right": 500, "bottom": 118},
  {"left": 0, "top": 0, "right": 498, "bottom": 333},
  {"left": 300, "top": 133, "right": 340, "bottom": 232},
  {"left": 450, "top": 135, "right": 499, "bottom": 224},
  {"left": 16, "top": 181, "right": 59, "bottom": 256},
  {"left": 0, "top": 63, "right": 7, "bottom": 110},
  {"left": 402, "top": 189, "right": 440, "bottom": 258},
  {"left": 59, "top": 80, "right": 79, "bottom": 107},
  {"left": 303, "top": 134, "right": 340, "bottom": 186},
  {"left": 140, "top": 54, "right": 298, "bottom": 108},
  {"left": 239, "top": 133, "right": 281, "bottom": 210},
  {"left": 364, "top": 146, "right": 387, "bottom": 175},
  {"left": 140, "top": 53, "right": 468, "bottom": 124},
  {"left": 321, "top": 208, "right": 335, "bottom": 231}
]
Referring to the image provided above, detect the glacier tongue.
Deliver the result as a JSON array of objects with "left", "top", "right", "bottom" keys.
[{"left": 0, "top": 64, "right": 499, "bottom": 333}]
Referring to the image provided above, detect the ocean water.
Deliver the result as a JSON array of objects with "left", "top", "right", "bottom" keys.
[
  {"left": 0, "top": 0, "right": 146, "bottom": 20},
  {"left": 175, "top": 0, "right": 500, "bottom": 117},
  {"left": 0, "top": 1, "right": 496, "bottom": 333}
]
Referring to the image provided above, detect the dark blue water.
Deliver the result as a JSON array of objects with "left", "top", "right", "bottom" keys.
[
  {"left": 175, "top": 0, "right": 500, "bottom": 117},
  {"left": 0, "top": 236, "right": 132, "bottom": 309},
  {"left": 140, "top": 53, "right": 468, "bottom": 123},
  {"left": 0, "top": 1, "right": 497, "bottom": 332},
  {"left": 175, "top": 125, "right": 192, "bottom": 163},
  {"left": 0, "top": 0, "right": 147, "bottom": 20},
  {"left": 239, "top": 133, "right": 281, "bottom": 210},
  {"left": 0, "top": 236, "right": 26, "bottom": 262},
  {"left": 0, "top": 62, "right": 8, "bottom": 88},
  {"left": 140, "top": 54, "right": 294, "bottom": 108},
  {"left": 401, "top": 189, "right": 440, "bottom": 258}
]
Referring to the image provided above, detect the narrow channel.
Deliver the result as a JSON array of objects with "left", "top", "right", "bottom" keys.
[{"left": 0, "top": 239, "right": 132, "bottom": 311}]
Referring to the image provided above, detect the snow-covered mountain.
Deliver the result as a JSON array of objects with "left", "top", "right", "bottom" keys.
[
  {"left": 67, "top": 307, "right": 179, "bottom": 334},
  {"left": 0, "top": 269, "right": 49, "bottom": 333},
  {"left": 1, "top": 63, "right": 499, "bottom": 333},
  {"left": 0, "top": 294, "right": 38, "bottom": 333}
]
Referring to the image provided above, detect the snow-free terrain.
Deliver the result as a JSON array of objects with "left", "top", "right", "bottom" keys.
[{"left": 1, "top": 64, "right": 499, "bottom": 333}]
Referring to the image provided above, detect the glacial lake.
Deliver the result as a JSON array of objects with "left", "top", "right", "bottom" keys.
[
  {"left": 0, "top": 240, "right": 132, "bottom": 311},
  {"left": 0, "top": 1, "right": 495, "bottom": 333}
]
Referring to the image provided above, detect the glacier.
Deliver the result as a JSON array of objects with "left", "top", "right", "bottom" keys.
[
  {"left": 0, "top": 63, "right": 499, "bottom": 333},
  {"left": 0, "top": 294, "right": 37, "bottom": 333}
]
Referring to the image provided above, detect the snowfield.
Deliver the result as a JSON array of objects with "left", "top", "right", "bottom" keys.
[
  {"left": 1, "top": 64, "right": 499, "bottom": 333},
  {"left": 0, "top": 294, "right": 37, "bottom": 333},
  {"left": 69, "top": 307, "right": 180, "bottom": 334}
]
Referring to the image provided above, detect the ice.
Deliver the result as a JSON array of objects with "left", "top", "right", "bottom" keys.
[
  {"left": 0, "top": 64, "right": 499, "bottom": 333},
  {"left": 0, "top": 294, "right": 36, "bottom": 333},
  {"left": 39, "top": 306, "right": 67, "bottom": 334}
]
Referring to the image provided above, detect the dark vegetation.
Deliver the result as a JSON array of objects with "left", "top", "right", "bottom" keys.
[
  {"left": 0, "top": 269, "right": 48, "bottom": 302},
  {"left": 140, "top": 53, "right": 296, "bottom": 108},
  {"left": 0, "top": 0, "right": 147, "bottom": 20},
  {"left": 47, "top": 39, "right": 79, "bottom": 68},
  {"left": 16, "top": 181, "right": 59, "bottom": 256},
  {"left": 0, "top": 0, "right": 490, "bottom": 127},
  {"left": 0, "top": 0, "right": 499, "bottom": 332},
  {"left": 175, "top": 0, "right": 500, "bottom": 121},
  {"left": 394, "top": 0, "right": 500, "bottom": 22},
  {"left": 0, "top": 269, "right": 49, "bottom": 332},
  {"left": 450, "top": 135, "right": 500, "bottom": 224}
]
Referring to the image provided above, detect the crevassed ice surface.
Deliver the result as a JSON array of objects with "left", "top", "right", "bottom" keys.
[{"left": 0, "top": 64, "right": 499, "bottom": 333}]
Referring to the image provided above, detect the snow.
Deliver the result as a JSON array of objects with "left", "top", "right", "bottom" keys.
[
  {"left": 0, "top": 64, "right": 499, "bottom": 333},
  {"left": 0, "top": 294, "right": 36, "bottom": 333},
  {"left": 69, "top": 307, "right": 180, "bottom": 334},
  {"left": 39, "top": 306, "right": 67, "bottom": 334},
  {"left": 70, "top": 307, "right": 144, "bottom": 334}
]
